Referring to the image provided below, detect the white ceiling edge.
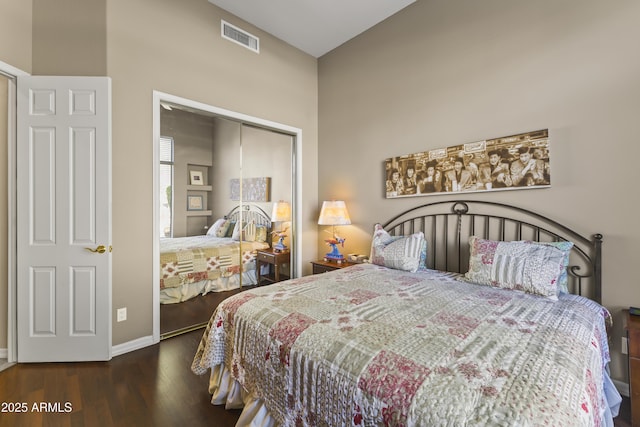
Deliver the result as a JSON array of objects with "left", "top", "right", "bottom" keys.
[{"left": 208, "top": 0, "right": 416, "bottom": 58}]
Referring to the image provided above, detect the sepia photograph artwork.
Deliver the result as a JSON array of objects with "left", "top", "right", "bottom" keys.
[{"left": 384, "top": 129, "right": 550, "bottom": 199}]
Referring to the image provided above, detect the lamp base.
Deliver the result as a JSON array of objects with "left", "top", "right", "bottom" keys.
[
  {"left": 324, "top": 243, "right": 345, "bottom": 263},
  {"left": 273, "top": 236, "right": 288, "bottom": 253},
  {"left": 274, "top": 243, "right": 288, "bottom": 253},
  {"left": 323, "top": 255, "right": 345, "bottom": 264}
]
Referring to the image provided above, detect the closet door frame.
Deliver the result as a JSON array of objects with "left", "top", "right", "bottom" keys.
[{"left": 151, "top": 90, "right": 302, "bottom": 344}]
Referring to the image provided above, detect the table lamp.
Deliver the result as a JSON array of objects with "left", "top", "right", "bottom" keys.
[
  {"left": 318, "top": 200, "right": 351, "bottom": 263},
  {"left": 271, "top": 200, "right": 291, "bottom": 252}
]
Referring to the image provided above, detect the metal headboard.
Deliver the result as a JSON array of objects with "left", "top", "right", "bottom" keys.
[
  {"left": 225, "top": 204, "right": 272, "bottom": 241},
  {"left": 382, "top": 200, "right": 602, "bottom": 303}
]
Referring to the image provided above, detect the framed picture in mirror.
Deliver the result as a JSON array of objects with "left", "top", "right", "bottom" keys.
[
  {"left": 190, "top": 170, "right": 204, "bottom": 185},
  {"left": 187, "top": 195, "right": 203, "bottom": 211}
]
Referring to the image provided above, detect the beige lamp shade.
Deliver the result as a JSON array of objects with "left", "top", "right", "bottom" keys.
[
  {"left": 318, "top": 201, "right": 351, "bottom": 225},
  {"left": 271, "top": 201, "right": 291, "bottom": 222}
]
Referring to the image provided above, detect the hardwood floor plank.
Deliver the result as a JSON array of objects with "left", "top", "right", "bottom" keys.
[{"left": 0, "top": 329, "right": 236, "bottom": 427}]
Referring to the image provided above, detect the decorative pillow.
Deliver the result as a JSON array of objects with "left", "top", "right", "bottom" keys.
[
  {"left": 537, "top": 241, "right": 574, "bottom": 294},
  {"left": 231, "top": 221, "right": 243, "bottom": 241},
  {"left": 230, "top": 221, "right": 241, "bottom": 240},
  {"left": 206, "top": 218, "right": 227, "bottom": 236},
  {"left": 215, "top": 220, "right": 233, "bottom": 238},
  {"left": 417, "top": 240, "right": 428, "bottom": 272},
  {"left": 242, "top": 221, "right": 257, "bottom": 242},
  {"left": 255, "top": 225, "right": 268, "bottom": 243},
  {"left": 369, "top": 223, "right": 426, "bottom": 273},
  {"left": 464, "top": 236, "right": 569, "bottom": 299}
]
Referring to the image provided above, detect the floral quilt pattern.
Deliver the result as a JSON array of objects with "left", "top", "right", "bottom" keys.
[{"left": 192, "top": 263, "right": 612, "bottom": 427}]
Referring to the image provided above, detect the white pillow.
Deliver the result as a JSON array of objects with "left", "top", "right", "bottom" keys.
[
  {"left": 231, "top": 221, "right": 243, "bottom": 241},
  {"left": 206, "top": 218, "right": 226, "bottom": 236},
  {"left": 370, "top": 224, "right": 426, "bottom": 273}
]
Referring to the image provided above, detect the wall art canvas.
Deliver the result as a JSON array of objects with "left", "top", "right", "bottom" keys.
[
  {"left": 385, "top": 129, "right": 550, "bottom": 198},
  {"left": 230, "top": 177, "right": 271, "bottom": 202}
]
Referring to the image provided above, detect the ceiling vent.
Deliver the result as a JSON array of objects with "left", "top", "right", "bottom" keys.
[{"left": 221, "top": 20, "right": 259, "bottom": 53}]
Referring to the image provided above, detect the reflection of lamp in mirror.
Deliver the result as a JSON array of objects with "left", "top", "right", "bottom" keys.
[
  {"left": 271, "top": 201, "right": 291, "bottom": 252},
  {"left": 318, "top": 200, "right": 351, "bottom": 263}
]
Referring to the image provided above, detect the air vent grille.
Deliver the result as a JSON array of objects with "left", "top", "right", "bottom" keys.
[{"left": 222, "top": 20, "right": 259, "bottom": 53}]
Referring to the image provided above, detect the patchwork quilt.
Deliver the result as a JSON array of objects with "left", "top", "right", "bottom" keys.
[
  {"left": 192, "top": 263, "right": 612, "bottom": 427},
  {"left": 160, "top": 236, "right": 268, "bottom": 289}
]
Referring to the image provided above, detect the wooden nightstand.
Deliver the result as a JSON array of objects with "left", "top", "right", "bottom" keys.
[
  {"left": 256, "top": 248, "right": 290, "bottom": 285},
  {"left": 311, "top": 259, "right": 357, "bottom": 274},
  {"left": 628, "top": 311, "right": 640, "bottom": 426}
]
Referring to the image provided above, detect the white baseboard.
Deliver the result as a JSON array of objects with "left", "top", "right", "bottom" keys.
[
  {"left": 111, "top": 335, "right": 155, "bottom": 357},
  {"left": 0, "top": 339, "right": 155, "bottom": 362},
  {"left": 613, "top": 379, "right": 630, "bottom": 398}
]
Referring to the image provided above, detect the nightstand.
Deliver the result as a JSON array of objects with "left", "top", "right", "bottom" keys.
[
  {"left": 256, "top": 248, "right": 290, "bottom": 285},
  {"left": 311, "top": 259, "right": 356, "bottom": 274},
  {"left": 628, "top": 311, "right": 640, "bottom": 426}
]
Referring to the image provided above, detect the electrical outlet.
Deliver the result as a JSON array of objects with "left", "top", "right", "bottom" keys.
[
  {"left": 622, "top": 337, "right": 628, "bottom": 354},
  {"left": 117, "top": 307, "right": 127, "bottom": 322}
]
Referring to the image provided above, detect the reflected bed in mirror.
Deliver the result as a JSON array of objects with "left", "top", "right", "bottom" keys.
[
  {"left": 156, "top": 95, "right": 298, "bottom": 341},
  {"left": 159, "top": 205, "right": 271, "bottom": 339},
  {"left": 159, "top": 204, "right": 271, "bottom": 304}
]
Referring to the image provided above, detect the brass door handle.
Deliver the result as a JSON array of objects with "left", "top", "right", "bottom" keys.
[{"left": 85, "top": 245, "right": 106, "bottom": 254}]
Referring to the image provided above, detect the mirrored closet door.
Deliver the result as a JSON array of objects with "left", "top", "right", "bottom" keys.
[{"left": 157, "top": 103, "right": 295, "bottom": 339}]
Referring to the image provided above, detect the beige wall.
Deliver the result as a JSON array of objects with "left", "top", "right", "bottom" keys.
[
  {"left": 318, "top": 0, "right": 640, "bottom": 383},
  {"left": 105, "top": 0, "right": 318, "bottom": 345},
  {"left": 210, "top": 119, "right": 294, "bottom": 221},
  {"left": 211, "top": 118, "right": 243, "bottom": 216},
  {"left": 0, "top": 0, "right": 32, "bottom": 72},
  {"left": 161, "top": 110, "right": 293, "bottom": 238},
  {"left": 0, "top": 0, "right": 318, "bottom": 348},
  {"left": 161, "top": 109, "right": 217, "bottom": 237},
  {"left": 32, "top": 0, "right": 107, "bottom": 75}
]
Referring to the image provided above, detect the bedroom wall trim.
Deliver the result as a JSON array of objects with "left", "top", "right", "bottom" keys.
[
  {"left": 151, "top": 90, "right": 303, "bottom": 345},
  {"left": 3, "top": 59, "right": 29, "bottom": 365},
  {"left": 0, "top": 59, "right": 28, "bottom": 80},
  {"left": 111, "top": 335, "right": 154, "bottom": 357}
]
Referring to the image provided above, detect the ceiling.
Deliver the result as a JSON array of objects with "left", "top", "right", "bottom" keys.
[{"left": 208, "top": 0, "right": 416, "bottom": 58}]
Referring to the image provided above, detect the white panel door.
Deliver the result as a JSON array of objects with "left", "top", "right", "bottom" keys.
[{"left": 17, "top": 76, "right": 112, "bottom": 362}]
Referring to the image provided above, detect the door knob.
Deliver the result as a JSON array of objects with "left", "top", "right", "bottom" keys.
[{"left": 85, "top": 245, "right": 106, "bottom": 254}]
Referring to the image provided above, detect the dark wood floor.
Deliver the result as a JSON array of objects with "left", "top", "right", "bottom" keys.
[
  {"left": 0, "top": 329, "right": 242, "bottom": 427},
  {"left": 0, "top": 288, "right": 632, "bottom": 426}
]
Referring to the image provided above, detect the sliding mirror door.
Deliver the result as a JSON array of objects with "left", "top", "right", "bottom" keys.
[
  {"left": 240, "top": 125, "right": 294, "bottom": 284},
  {"left": 159, "top": 107, "right": 242, "bottom": 338},
  {"left": 157, "top": 102, "right": 295, "bottom": 339}
]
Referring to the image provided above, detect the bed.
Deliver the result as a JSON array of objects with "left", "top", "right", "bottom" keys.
[
  {"left": 191, "top": 200, "right": 622, "bottom": 426},
  {"left": 160, "top": 204, "right": 271, "bottom": 304}
]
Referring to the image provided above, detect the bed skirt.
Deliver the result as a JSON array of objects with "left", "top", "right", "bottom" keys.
[
  {"left": 207, "top": 363, "right": 621, "bottom": 427},
  {"left": 160, "top": 270, "right": 258, "bottom": 304},
  {"left": 209, "top": 364, "right": 276, "bottom": 427}
]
